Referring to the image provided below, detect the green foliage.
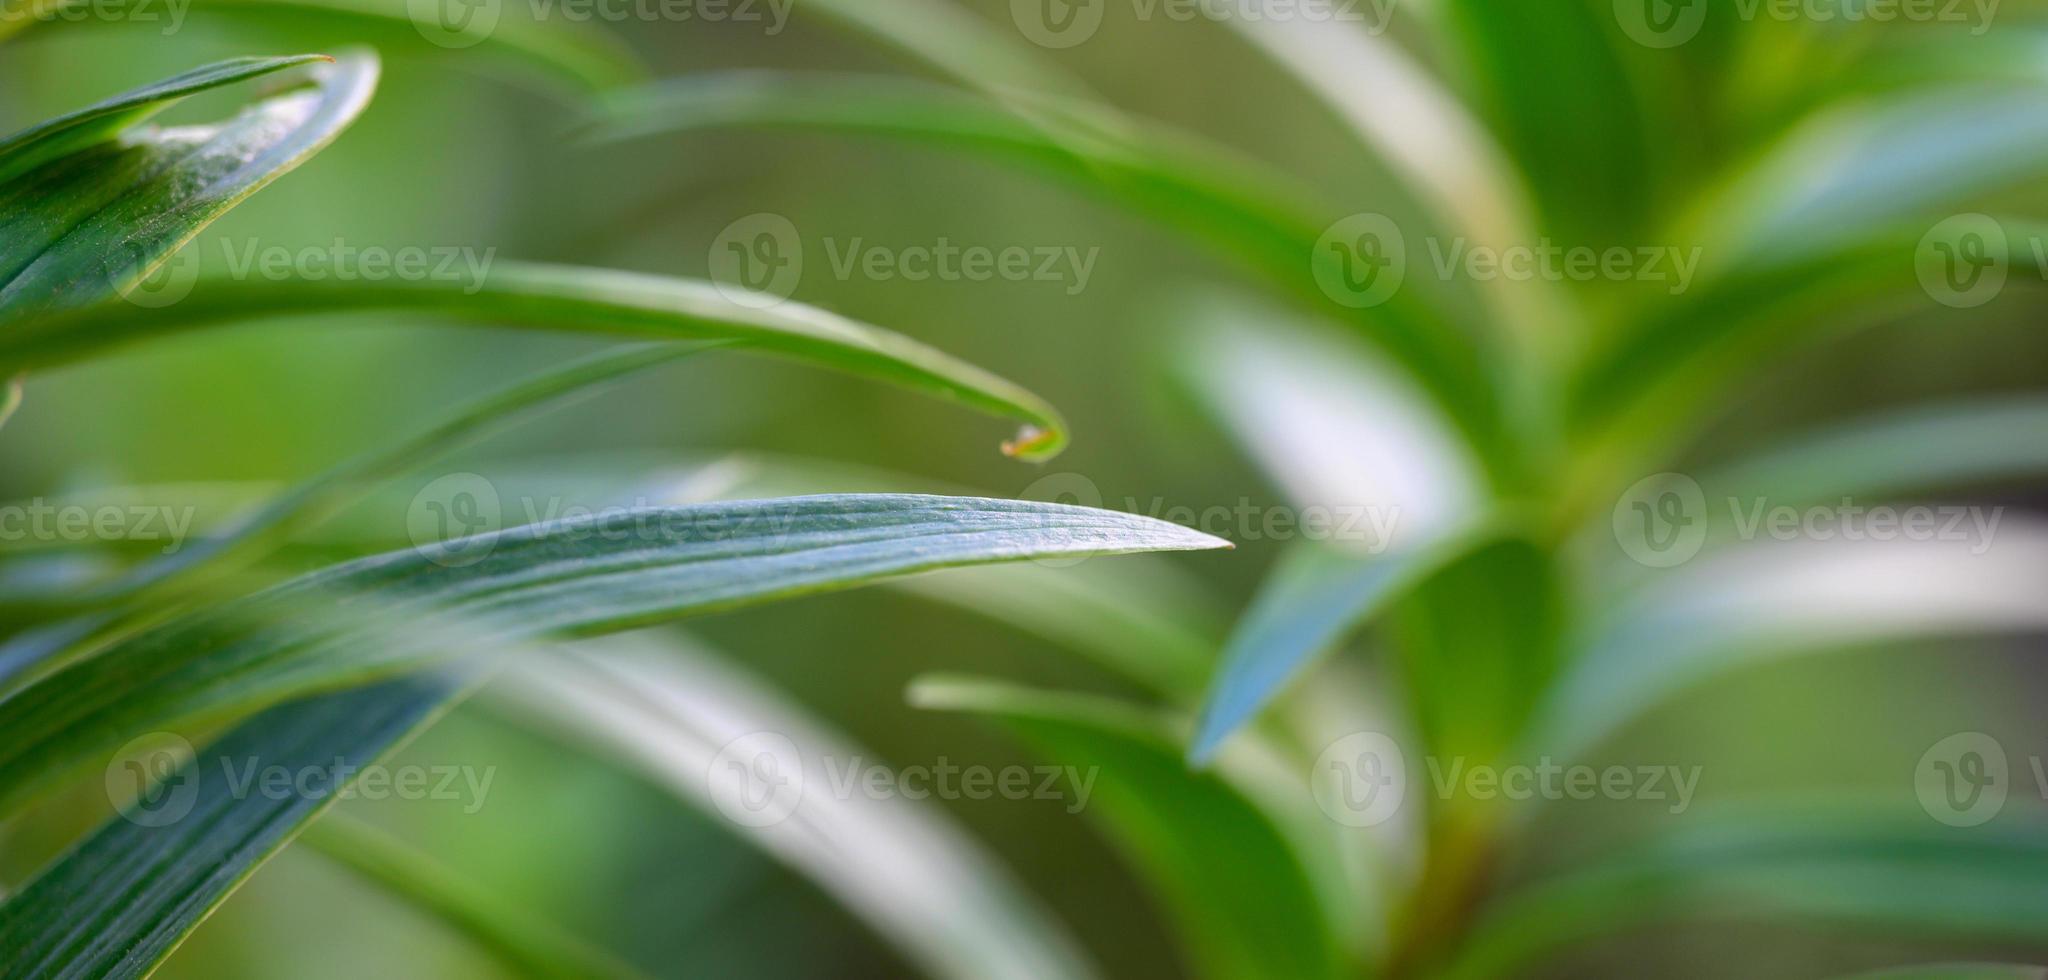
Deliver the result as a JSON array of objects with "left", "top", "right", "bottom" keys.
[{"left": 5, "top": 0, "right": 2047, "bottom": 977}]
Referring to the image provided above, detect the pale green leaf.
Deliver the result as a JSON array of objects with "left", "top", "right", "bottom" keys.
[{"left": 495, "top": 636, "right": 1099, "bottom": 980}]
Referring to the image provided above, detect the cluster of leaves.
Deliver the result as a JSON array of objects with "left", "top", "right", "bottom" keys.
[
  {"left": 564, "top": 0, "right": 2048, "bottom": 977},
  {"left": 6, "top": 0, "right": 2048, "bottom": 978}
]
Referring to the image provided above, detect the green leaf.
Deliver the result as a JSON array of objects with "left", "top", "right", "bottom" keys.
[
  {"left": 1189, "top": 533, "right": 1491, "bottom": 765},
  {"left": 0, "top": 372, "right": 19, "bottom": 429},
  {"left": 0, "top": 0, "right": 641, "bottom": 94},
  {"left": 1171, "top": 296, "right": 1488, "bottom": 521},
  {"left": 909, "top": 676, "right": 1354, "bottom": 980},
  {"left": 1701, "top": 395, "right": 2048, "bottom": 506},
  {"left": 0, "top": 495, "right": 1229, "bottom": 818},
  {"left": 1429, "top": 0, "right": 1657, "bottom": 245},
  {"left": 0, "top": 344, "right": 712, "bottom": 697},
  {"left": 0, "top": 675, "right": 465, "bottom": 979},
  {"left": 11, "top": 262, "right": 1071, "bottom": 460},
  {"left": 0, "top": 52, "right": 378, "bottom": 324},
  {"left": 1174, "top": 300, "right": 1502, "bottom": 761},
  {"left": 1446, "top": 818, "right": 2048, "bottom": 980},
  {"left": 82, "top": 343, "right": 714, "bottom": 608},
  {"left": 583, "top": 72, "right": 1506, "bottom": 464},
  {"left": 1532, "top": 521, "right": 2048, "bottom": 760},
  {"left": 495, "top": 636, "right": 1098, "bottom": 980},
  {"left": 0, "top": 54, "right": 330, "bottom": 185},
  {"left": 300, "top": 812, "right": 647, "bottom": 980}
]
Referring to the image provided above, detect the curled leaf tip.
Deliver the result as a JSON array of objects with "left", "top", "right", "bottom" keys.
[{"left": 1001, "top": 425, "right": 1062, "bottom": 461}]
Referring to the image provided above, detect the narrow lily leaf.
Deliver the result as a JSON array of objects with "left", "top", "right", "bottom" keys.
[
  {"left": 300, "top": 812, "right": 646, "bottom": 980},
  {"left": 1172, "top": 299, "right": 1486, "bottom": 527},
  {"left": 1702, "top": 395, "right": 2048, "bottom": 506},
  {"left": 0, "top": 0, "right": 641, "bottom": 93},
  {"left": 13, "top": 263, "right": 1070, "bottom": 460},
  {"left": 909, "top": 676, "right": 1352, "bottom": 980},
  {"left": 495, "top": 637, "right": 1098, "bottom": 980},
  {"left": 0, "top": 495, "right": 1229, "bottom": 817},
  {"left": 0, "top": 53, "right": 378, "bottom": 323},
  {"left": 0, "top": 345, "right": 709, "bottom": 696},
  {"left": 1532, "top": 520, "right": 2048, "bottom": 760},
  {"left": 1189, "top": 533, "right": 1489, "bottom": 765},
  {"left": 87, "top": 343, "right": 712, "bottom": 606},
  {"left": 1698, "top": 89, "right": 2048, "bottom": 263},
  {"left": 8, "top": 451, "right": 1224, "bottom": 695},
  {"left": 584, "top": 72, "right": 1504, "bottom": 461},
  {"left": 1446, "top": 819, "right": 2048, "bottom": 980},
  {"left": 1203, "top": 1, "right": 1568, "bottom": 352},
  {"left": 1176, "top": 301, "right": 1496, "bottom": 761},
  {"left": 0, "top": 676, "right": 464, "bottom": 980},
  {"left": 0, "top": 54, "right": 330, "bottom": 185}
]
